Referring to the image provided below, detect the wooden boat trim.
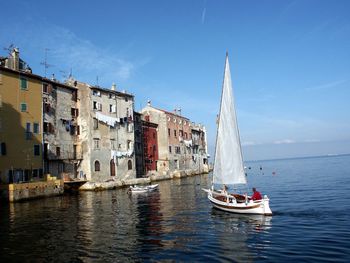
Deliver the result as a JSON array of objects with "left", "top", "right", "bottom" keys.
[{"left": 210, "top": 199, "right": 262, "bottom": 210}]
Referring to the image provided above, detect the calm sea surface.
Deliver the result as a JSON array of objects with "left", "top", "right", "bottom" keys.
[{"left": 1, "top": 155, "right": 350, "bottom": 262}]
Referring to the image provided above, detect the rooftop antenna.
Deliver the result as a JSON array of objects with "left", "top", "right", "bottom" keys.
[
  {"left": 96, "top": 76, "right": 99, "bottom": 87},
  {"left": 3, "top": 43, "right": 15, "bottom": 55},
  {"left": 40, "top": 48, "right": 54, "bottom": 77},
  {"left": 59, "top": 70, "right": 68, "bottom": 80}
]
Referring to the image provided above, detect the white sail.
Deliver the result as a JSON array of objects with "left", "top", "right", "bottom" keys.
[{"left": 212, "top": 55, "right": 246, "bottom": 186}]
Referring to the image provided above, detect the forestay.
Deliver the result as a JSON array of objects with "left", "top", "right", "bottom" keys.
[{"left": 212, "top": 56, "right": 246, "bottom": 186}]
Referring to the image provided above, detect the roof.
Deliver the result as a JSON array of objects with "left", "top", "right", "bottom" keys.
[
  {"left": 142, "top": 120, "right": 158, "bottom": 128},
  {"left": 90, "top": 85, "right": 134, "bottom": 99},
  {"left": 0, "top": 65, "right": 77, "bottom": 91},
  {"left": 146, "top": 105, "right": 190, "bottom": 121}
]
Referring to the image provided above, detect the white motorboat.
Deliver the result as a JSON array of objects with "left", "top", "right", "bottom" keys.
[{"left": 128, "top": 184, "right": 159, "bottom": 194}]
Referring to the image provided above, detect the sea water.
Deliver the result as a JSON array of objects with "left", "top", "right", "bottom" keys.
[{"left": 1, "top": 155, "right": 349, "bottom": 262}]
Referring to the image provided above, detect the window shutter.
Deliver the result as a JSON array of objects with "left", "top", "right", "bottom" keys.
[{"left": 1, "top": 142, "right": 6, "bottom": 155}]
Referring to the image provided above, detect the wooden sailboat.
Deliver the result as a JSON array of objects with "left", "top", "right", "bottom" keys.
[{"left": 203, "top": 54, "right": 272, "bottom": 216}]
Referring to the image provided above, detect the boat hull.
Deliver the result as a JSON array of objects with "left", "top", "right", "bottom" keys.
[
  {"left": 206, "top": 190, "right": 272, "bottom": 216},
  {"left": 128, "top": 184, "right": 159, "bottom": 194}
]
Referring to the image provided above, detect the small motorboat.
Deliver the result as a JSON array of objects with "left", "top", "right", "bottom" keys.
[{"left": 128, "top": 184, "right": 159, "bottom": 194}]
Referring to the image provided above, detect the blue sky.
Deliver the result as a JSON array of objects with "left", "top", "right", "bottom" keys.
[{"left": 1, "top": 0, "right": 350, "bottom": 160}]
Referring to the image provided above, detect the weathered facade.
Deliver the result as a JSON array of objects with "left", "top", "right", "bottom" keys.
[
  {"left": 134, "top": 112, "right": 145, "bottom": 177},
  {"left": 191, "top": 123, "right": 209, "bottom": 171},
  {"left": 0, "top": 50, "right": 43, "bottom": 183},
  {"left": 142, "top": 116, "right": 158, "bottom": 173},
  {"left": 141, "top": 102, "right": 208, "bottom": 174},
  {"left": 42, "top": 79, "right": 82, "bottom": 180},
  {"left": 69, "top": 80, "right": 136, "bottom": 182}
]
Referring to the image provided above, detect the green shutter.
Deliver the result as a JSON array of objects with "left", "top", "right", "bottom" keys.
[{"left": 20, "top": 78, "right": 27, "bottom": 90}]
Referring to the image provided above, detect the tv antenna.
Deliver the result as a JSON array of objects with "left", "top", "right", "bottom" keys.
[
  {"left": 3, "top": 43, "right": 15, "bottom": 55},
  {"left": 40, "top": 48, "right": 54, "bottom": 77}
]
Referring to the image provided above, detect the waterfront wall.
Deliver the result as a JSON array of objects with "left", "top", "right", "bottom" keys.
[
  {"left": 0, "top": 179, "right": 64, "bottom": 202},
  {"left": 79, "top": 166, "right": 210, "bottom": 191}
]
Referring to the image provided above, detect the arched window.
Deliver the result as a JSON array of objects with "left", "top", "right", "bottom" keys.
[
  {"left": 94, "top": 160, "right": 100, "bottom": 171},
  {"left": 110, "top": 159, "right": 115, "bottom": 176},
  {"left": 128, "top": 160, "right": 132, "bottom": 170}
]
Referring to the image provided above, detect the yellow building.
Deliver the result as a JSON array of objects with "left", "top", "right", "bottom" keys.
[{"left": 0, "top": 49, "right": 43, "bottom": 183}]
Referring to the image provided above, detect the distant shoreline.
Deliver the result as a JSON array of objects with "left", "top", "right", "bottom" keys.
[{"left": 246, "top": 153, "right": 350, "bottom": 163}]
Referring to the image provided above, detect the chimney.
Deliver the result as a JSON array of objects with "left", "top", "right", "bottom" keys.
[
  {"left": 10, "top": 47, "right": 20, "bottom": 70},
  {"left": 111, "top": 82, "right": 116, "bottom": 90}
]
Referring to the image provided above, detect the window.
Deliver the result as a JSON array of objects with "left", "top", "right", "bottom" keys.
[
  {"left": 93, "top": 101, "right": 102, "bottom": 111},
  {"left": 184, "top": 132, "right": 188, "bottom": 139},
  {"left": 110, "top": 139, "right": 116, "bottom": 150},
  {"left": 168, "top": 128, "right": 171, "bottom": 136},
  {"left": 20, "top": 77, "right": 27, "bottom": 90},
  {"left": 25, "top": 122, "right": 32, "bottom": 140},
  {"left": 127, "top": 140, "right": 132, "bottom": 150},
  {"left": 33, "top": 123, "right": 39, "bottom": 134},
  {"left": 179, "top": 130, "right": 183, "bottom": 137},
  {"left": 72, "top": 90, "right": 78, "bottom": 101},
  {"left": 169, "top": 146, "right": 172, "bottom": 153},
  {"left": 26, "top": 123, "right": 31, "bottom": 132},
  {"left": 20, "top": 103, "right": 27, "bottom": 112},
  {"left": 93, "top": 118, "right": 98, "bottom": 129},
  {"left": 44, "top": 103, "right": 51, "bottom": 113},
  {"left": 34, "top": 145, "right": 40, "bottom": 156},
  {"left": 43, "top": 83, "right": 52, "bottom": 94},
  {"left": 128, "top": 160, "right": 132, "bottom": 170},
  {"left": 43, "top": 122, "right": 49, "bottom": 133},
  {"left": 43, "top": 122, "right": 54, "bottom": 134},
  {"left": 56, "top": 147, "right": 61, "bottom": 157},
  {"left": 0, "top": 142, "right": 6, "bottom": 155},
  {"left": 71, "top": 108, "right": 79, "bottom": 117},
  {"left": 70, "top": 125, "right": 79, "bottom": 135},
  {"left": 153, "top": 132, "right": 156, "bottom": 139},
  {"left": 109, "top": 104, "right": 113, "bottom": 112},
  {"left": 94, "top": 160, "right": 100, "bottom": 171},
  {"left": 175, "top": 146, "right": 181, "bottom": 154},
  {"left": 174, "top": 130, "right": 177, "bottom": 137},
  {"left": 92, "top": 90, "right": 101, "bottom": 96},
  {"left": 94, "top": 138, "right": 100, "bottom": 150}
]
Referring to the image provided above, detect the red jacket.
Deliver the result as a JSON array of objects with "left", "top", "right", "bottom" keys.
[{"left": 251, "top": 191, "right": 262, "bottom": 201}]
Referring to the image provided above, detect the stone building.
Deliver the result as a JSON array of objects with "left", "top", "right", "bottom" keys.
[
  {"left": 191, "top": 123, "right": 209, "bottom": 171},
  {"left": 142, "top": 115, "right": 159, "bottom": 173},
  {"left": 42, "top": 78, "right": 82, "bottom": 180},
  {"left": 141, "top": 102, "right": 207, "bottom": 174},
  {"left": 69, "top": 80, "right": 136, "bottom": 182},
  {"left": 133, "top": 111, "right": 145, "bottom": 177},
  {"left": 0, "top": 49, "right": 43, "bottom": 183}
]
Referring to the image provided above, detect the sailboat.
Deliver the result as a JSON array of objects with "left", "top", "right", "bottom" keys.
[{"left": 203, "top": 54, "right": 272, "bottom": 216}]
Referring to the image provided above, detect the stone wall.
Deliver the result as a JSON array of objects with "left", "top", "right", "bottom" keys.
[{"left": 0, "top": 179, "right": 64, "bottom": 202}]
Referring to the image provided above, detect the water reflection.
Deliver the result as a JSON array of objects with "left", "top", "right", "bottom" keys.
[
  {"left": 210, "top": 209, "right": 272, "bottom": 262},
  {"left": 1, "top": 174, "right": 273, "bottom": 262}
]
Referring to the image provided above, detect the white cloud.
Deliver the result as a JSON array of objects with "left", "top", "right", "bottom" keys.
[
  {"left": 307, "top": 80, "right": 347, "bottom": 91},
  {"left": 242, "top": 141, "right": 259, "bottom": 146},
  {"left": 273, "top": 139, "right": 296, "bottom": 145}
]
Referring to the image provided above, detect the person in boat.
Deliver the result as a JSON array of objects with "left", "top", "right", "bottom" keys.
[
  {"left": 222, "top": 185, "right": 228, "bottom": 195},
  {"left": 251, "top": 187, "right": 262, "bottom": 201}
]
